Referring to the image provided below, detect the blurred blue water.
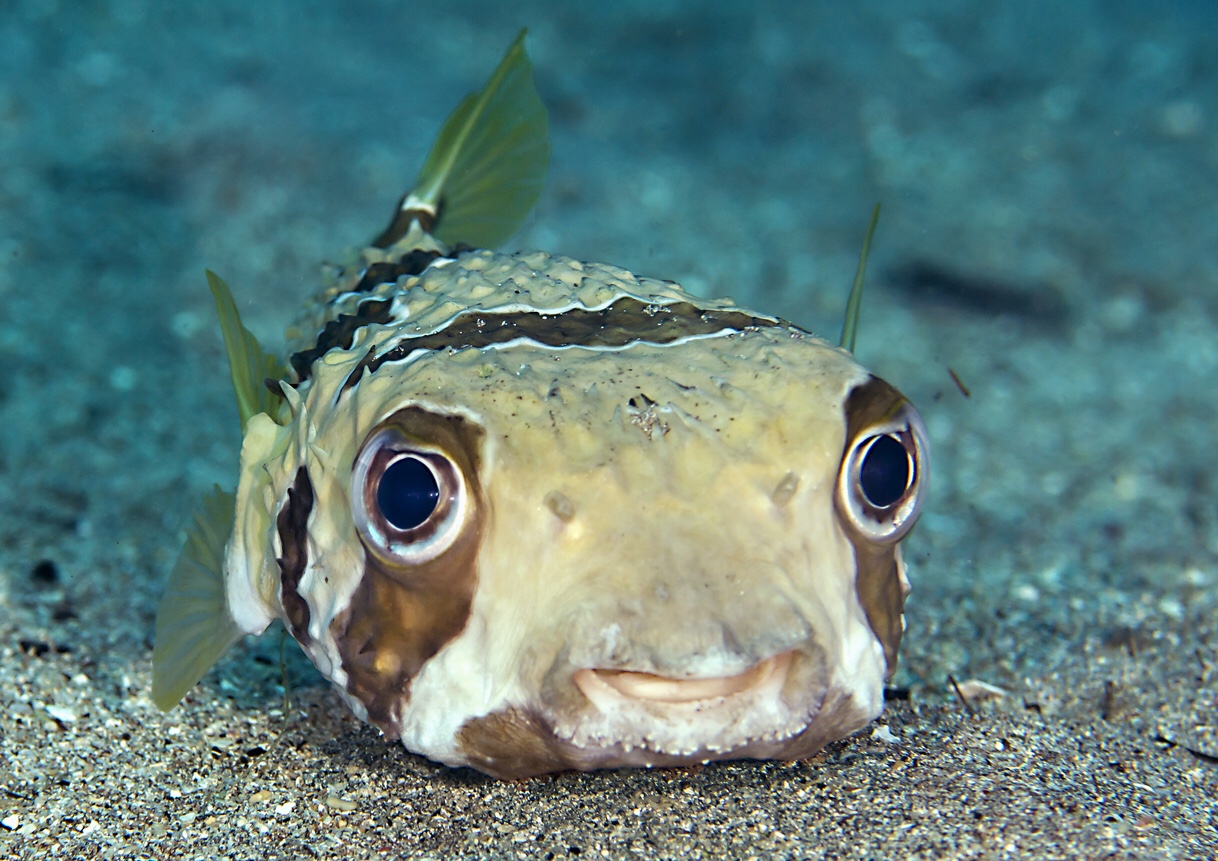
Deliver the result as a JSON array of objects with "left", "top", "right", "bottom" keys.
[{"left": 1, "top": 0, "right": 1215, "bottom": 633}]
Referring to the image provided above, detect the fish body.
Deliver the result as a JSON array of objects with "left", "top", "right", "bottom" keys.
[{"left": 154, "top": 32, "right": 929, "bottom": 779}]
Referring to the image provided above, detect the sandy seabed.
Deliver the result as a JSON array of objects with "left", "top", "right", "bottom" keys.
[{"left": 1, "top": 1, "right": 1215, "bottom": 858}]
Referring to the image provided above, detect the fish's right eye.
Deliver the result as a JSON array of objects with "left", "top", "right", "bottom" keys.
[
  {"left": 378, "top": 456, "right": 441, "bottom": 531},
  {"left": 353, "top": 428, "right": 468, "bottom": 565}
]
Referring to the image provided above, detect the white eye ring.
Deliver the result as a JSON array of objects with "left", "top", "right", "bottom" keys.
[
  {"left": 836, "top": 404, "right": 929, "bottom": 544},
  {"left": 351, "top": 427, "right": 468, "bottom": 566}
]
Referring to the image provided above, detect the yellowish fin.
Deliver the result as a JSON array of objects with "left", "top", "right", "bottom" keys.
[
  {"left": 376, "top": 29, "right": 550, "bottom": 249},
  {"left": 153, "top": 271, "right": 283, "bottom": 709},
  {"left": 839, "top": 203, "right": 881, "bottom": 353},
  {"left": 206, "top": 269, "right": 287, "bottom": 428},
  {"left": 152, "top": 487, "right": 243, "bottom": 711}
]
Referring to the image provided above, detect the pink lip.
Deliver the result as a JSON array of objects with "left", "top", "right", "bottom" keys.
[{"left": 573, "top": 651, "right": 793, "bottom": 706}]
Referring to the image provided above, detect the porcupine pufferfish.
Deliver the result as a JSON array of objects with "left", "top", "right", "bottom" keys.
[{"left": 152, "top": 30, "right": 930, "bottom": 779}]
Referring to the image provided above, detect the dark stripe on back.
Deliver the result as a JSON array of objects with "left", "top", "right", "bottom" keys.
[
  {"left": 290, "top": 298, "right": 393, "bottom": 382},
  {"left": 277, "top": 466, "right": 315, "bottom": 645},
  {"left": 353, "top": 250, "right": 443, "bottom": 295},
  {"left": 360, "top": 298, "right": 790, "bottom": 379},
  {"left": 289, "top": 250, "right": 446, "bottom": 382}
]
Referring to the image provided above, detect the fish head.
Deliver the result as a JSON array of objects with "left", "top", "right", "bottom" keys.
[{"left": 224, "top": 254, "right": 929, "bottom": 777}]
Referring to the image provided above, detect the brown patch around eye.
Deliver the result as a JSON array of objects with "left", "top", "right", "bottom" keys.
[
  {"left": 839, "top": 377, "right": 912, "bottom": 675},
  {"left": 277, "top": 466, "right": 314, "bottom": 646},
  {"left": 851, "top": 543, "right": 906, "bottom": 677},
  {"left": 332, "top": 409, "right": 486, "bottom": 737}
]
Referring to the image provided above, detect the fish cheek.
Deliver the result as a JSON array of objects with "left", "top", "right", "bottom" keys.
[{"left": 332, "top": 411, "right": 487, "bottom": 737}]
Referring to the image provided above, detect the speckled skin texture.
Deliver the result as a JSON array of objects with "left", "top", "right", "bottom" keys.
[{"left": 228, "top": 249, "right": 919, "bottom": 776}]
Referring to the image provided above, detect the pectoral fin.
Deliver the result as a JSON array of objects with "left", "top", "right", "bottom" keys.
[
  {"left": 206, "top": 269, "right": 287, "bottom": 427},
  {"left": 152, "top": 487, "right": 244, "bottom": 711}
]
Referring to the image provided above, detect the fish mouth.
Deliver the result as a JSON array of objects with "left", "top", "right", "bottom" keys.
[
  {"left": 451, "top": 648, "right": 869, "bottom": 777},
  {"left": 572, "top": 650, "right": 793, "bottom": 707}
]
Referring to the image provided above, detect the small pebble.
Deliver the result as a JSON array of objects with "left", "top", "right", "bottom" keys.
[
  {"left": 955, "top": 679, "right": 1010, "bottom": 705},
  {"left": 325, "top": 795, "right": 358, "bottom": 812},
  {"left": 29, "top": 559, "right": 59, "bottom": 585},
  {"left": 45, "top": 704, "right": 77, "bottom": 724},
  {"left": 872, "top": 725, "right": 899, "bottom": 744},
  {"left": 1013, "top": 584, "right": 1040, "bottom": 603}
]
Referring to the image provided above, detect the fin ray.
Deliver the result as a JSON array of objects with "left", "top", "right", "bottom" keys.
[{"left": 840, "top": 203, "right": 882, "bottom": 353}]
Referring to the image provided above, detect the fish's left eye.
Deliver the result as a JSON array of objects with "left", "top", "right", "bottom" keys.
[
  {"left": 837, "top": 404, "right": 928, "bottom": 543},
  {"left": 352, "top": 428, "right": 468, "bottom": 565}
]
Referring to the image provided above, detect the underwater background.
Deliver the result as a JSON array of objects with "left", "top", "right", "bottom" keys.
[{"left": 1, "top": 0, "right": 1215, "bottom": 857}]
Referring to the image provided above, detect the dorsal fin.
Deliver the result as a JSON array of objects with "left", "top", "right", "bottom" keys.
[{"left": 373, "top": 29, "right": 550, "bottom": 250}]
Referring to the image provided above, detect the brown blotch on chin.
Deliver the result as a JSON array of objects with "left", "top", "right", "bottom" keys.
[
  {"left": 455, "top": 679, "right": 873, "bottom": 779},
  {"left": 455, "top": 708, "right": 572, "bottom": 779},
  {"left": 333, "top": 409, "right": 486, "bottom": 737},
  {"left": 277, "top": 467, "right": 315, "bottom": 645},
  {"left": 839, "top": 376, "right": 912, "bottom": 676}
]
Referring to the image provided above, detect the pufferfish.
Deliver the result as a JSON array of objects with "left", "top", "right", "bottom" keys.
[{"left": 152, "top": 31, "right": 929, "bottom": 779}]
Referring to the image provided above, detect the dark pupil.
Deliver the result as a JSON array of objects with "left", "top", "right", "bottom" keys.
[
  {"left": 377, "top": 457, "right": 440, "bottom": 531},
  {"left": 859, "top": 434, "right": 911, "bottom": 508}
]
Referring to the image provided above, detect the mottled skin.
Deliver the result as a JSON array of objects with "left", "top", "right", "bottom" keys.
[{"left": 223, "top": 246, "right": 927, "bottom": 777}]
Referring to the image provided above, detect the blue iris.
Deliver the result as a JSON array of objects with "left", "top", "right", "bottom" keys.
[
  {"left": 377, "top": 457, "right": 440, "bottom": 531},
  {"left": 859, "top": 435, "right": 910, "bottom": 509}
]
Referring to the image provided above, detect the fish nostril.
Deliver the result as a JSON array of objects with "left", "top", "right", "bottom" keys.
[{"left": 544, "top": 490, "right": 576, "bottom": 521}]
